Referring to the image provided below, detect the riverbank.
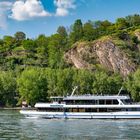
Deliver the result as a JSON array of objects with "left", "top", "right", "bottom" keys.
[
  {"left": 0, "top": 107, "right": 22, "bottom": 110},
  {"left": 0, "top": 107, "right": 36, "bottom": 110}
]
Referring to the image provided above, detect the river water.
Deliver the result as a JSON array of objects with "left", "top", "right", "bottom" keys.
[{"left": 0, "top": 110, "right": 140, "bottom": 140}]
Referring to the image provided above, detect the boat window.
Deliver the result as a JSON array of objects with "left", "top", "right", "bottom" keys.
[
  {"left": 65, "top": 108, "right": 86, "bottom": 112},
  {"left": 105, "top": 100, "right": 119, "bottom": 105},
  {"left": 113, "top": 100, "right": 119, "bottom": 105},
  {"left": 107, "top": 108, "right": 122, "bottom": 112},
  {"left": 106, "top": 100, "right": 111, "bottom": 104},
  {"left": 65, "top": 108, "right": 101, "bottom": 112},
  {"left": 65, "top": 108, "right": 110, "bottom": 112},
  {"left": 65, "top": 100, "right": 95, "bottom": 105},
  {"left": 99, "top": 100, "right": 105, "bottom": 105},
  {"left": 125, "top": 108, "right": 140, "bottom": 111},
  {"left": 99, "top": 108, "right": 107, "bottom": 112},
  {"left": 78, "top": 108, "right": 86, "bottom": 112},
  {"left": 136, "top": 108, "right": 140, "bottom": 111},
  {"left": 95, "top": 100, "right": 99, "bottom": 105},
  {"left": 121, "top": 99, "right": 132, "bottom": 104}
]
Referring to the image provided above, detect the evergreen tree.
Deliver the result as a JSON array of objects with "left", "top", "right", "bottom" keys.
[
  {"left": 57, "top": 26, "right": 68, "bottom": 37},
  {"left": 14, "top": 31, "right": 26, "bottom": 41},
  {"left": 70, "top": 19, "right": 83, "bottom": 44}
]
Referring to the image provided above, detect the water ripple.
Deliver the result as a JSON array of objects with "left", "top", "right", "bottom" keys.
[{"left": 0, "top": 111, "right": 140, "bottom": 139}]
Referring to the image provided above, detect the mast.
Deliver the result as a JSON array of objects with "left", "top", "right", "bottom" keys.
[
  {"left": 117, "top": 86, "right": 123, "bottom": 95},
  {"left": 70, "top": 86, "right": 78, "bottom": 96}
]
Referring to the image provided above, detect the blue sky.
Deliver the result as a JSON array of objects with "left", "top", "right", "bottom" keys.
[{"left": 0, "top": 0, "right": 140, "bottom": 38}]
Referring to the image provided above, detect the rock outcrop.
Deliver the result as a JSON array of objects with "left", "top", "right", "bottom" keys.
[{"left": 64, "top": 38, "right": 136, "bottom": 77}]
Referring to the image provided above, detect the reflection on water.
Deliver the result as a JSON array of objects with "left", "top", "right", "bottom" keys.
[{"left": 0, "top": 110, "right": 140, "bottom": 139}]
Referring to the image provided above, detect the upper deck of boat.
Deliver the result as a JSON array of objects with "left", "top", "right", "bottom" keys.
[{"left": 50, "top": 95, "right": 130, "bottom": 100}]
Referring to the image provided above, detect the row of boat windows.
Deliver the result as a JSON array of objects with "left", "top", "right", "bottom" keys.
[
  {"left": 62, "top": 99, "right": 119, "bottom": 105},
  {"left": 37, "top": 108, "right": 140, "bottom": 112}
]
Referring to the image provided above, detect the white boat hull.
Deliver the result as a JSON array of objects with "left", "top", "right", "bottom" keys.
[{"left": 20, "top": 110, "right": 140, "bottom": 119}]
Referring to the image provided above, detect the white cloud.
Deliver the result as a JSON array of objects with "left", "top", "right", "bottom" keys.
[
  {"left": 0, "top": 2, "right": 12, "bottom": 29},
  {"left": 56, "top": 8, "right": 68, "bottom": 16},
  {"left": 0, "top": 0, "right": 77, "bottom": 29},
  {"left": 10, "top": 0, "right": 51, "bottom": 21},
  {"left": 54, "top": 0, "right": 76, "bottom": 16}
]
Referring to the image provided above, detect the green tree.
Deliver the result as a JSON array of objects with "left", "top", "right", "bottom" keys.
[
  {"left": 57, "top": 26, "right": 68, "bottom": 37},
  {"left": 70, "top": 19, "right": 83, "bottom": 44},
  {"left": 14, "top": 32, "right": 26, "bottom": 41},
  {"left": 48, "top": 34, "right": 66, "bottom": 68},
  {"left": 56, "top": 69, "right": 74, "bottom": 96},
  {"left": 22, "top": 39, "right": 37, "bottom": 66},
  {"left": 45, "top": 68, "right": 74, "bottom": 96},
  {"left": 126, "top": 14, "right": 140, "bottom": 26},
  {"left": 92, "top": 72, "right": 122, "bottom": 94},
  {"left": 125, "top": 69, "right": 140, "bottom": 101},
  {"left": 45, "top": 69, "right": 58, "bottom": 96},
  {"left": 57, "top": 26, "right": 69, "bottom": 50},
  {"left": 17, "top": 68, "right": 48, "bottom": 106},
  {"left": 35, "top": 35, "right": 49, "bottom": 66},
  {"left": 115, "top": 18, "right": 129, "bottom": 30},
  {"left": 3, "top": 36, "right": 15, "bottom": 51},
  {"left": 72, "top": 69, "right": 94, "bottom": 94},
  {"left": 0, "top": 71, "right": 17, "bottom": 107},
  {"left": 92, "top": 20, "right": 112, "bottom": 37},
  {"left": 99, "top": 20, "right": 112, "bottom": 34},
  {"left": 22, "top": 39, "right": 37, "bottom": 51},
  {"left": 83, "top": 21, "right": 96, "bottom": 41}
]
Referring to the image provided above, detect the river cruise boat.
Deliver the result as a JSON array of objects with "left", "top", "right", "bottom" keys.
[{"left": 20, "top": 88, "right": 140, "bottom": 119}]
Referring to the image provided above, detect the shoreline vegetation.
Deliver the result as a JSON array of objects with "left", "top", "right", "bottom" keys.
[{"left": 1, "top": 14, "right": 140, "bottom": 107}]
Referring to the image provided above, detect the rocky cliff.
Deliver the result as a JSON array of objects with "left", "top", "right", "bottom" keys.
[{"left": 64, "top": 37, "right": 136, "bottom": 77}]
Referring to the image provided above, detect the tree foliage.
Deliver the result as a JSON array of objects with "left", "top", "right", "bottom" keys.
[
  {"left": 70, "top": 19, "right": 83, "bottom": 44},
  {"left": 0, "top": 71, "right": 16, "bottom": 106},
  {"left": 0, "top": 14, "right": 140, "bottom": 106},
  {"left": 125, "top": 69, "right": 140, "bottom": 101},
  {"left": 14, "top": 32, "right": 26, "bottom": 41},
  {"left": 17, "top": 68, "right": 48, "bottom": 106},
  {"left": 92, "top": 72, "right": 123, "bottom": 95}
]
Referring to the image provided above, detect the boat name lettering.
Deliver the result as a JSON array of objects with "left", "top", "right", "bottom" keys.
[{"left": 50, "top": 105, "right": 63, "bottom": 107}]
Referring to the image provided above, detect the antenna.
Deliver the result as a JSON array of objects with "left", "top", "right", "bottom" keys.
[
  {"left": 70, "top": 86, "right": 78, "bottom": 97},
  {"left": 118, "top": 86, "right": 123, "bottom": 95}
]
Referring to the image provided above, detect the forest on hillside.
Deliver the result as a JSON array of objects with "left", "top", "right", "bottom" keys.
[{"left": 1, "top": 14, "right": 140, "bottom": 106}]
